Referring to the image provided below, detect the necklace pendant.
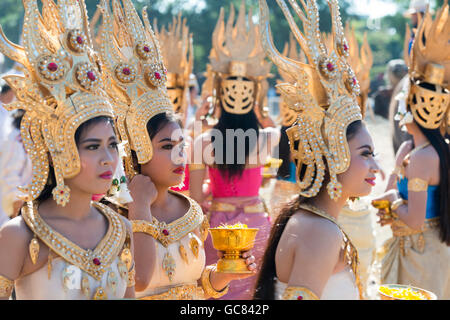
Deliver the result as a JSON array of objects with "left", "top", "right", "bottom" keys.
[
  {"left": 162, "top": 252, "right": 176, "bottom": 281},
  {"left": 93, "top": 286, "right": 108, "bottom": 300},
  {"left": 179, "top": 245, "right": 189, "bottom": 264}
]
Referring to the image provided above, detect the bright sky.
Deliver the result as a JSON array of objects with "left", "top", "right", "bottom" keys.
[{"left": 348, "top": 0, "right": 400, "bottom": 18}]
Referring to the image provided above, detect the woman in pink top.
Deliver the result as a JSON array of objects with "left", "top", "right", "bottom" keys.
[{"left": 189, "top": 2, "right": 279, "bottom": 300}]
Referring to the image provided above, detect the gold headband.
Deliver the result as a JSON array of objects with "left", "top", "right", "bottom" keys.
[
  {"left": 407, "top": 1, "right": 450, "bottom": 131},
  {"left": 96, "top": 0, "right": 173, "bottom": 178},
  {"left": 0, "top": 0, "right": 115, "bottom": 206},
  {"left": 259, "top": 0, "right": 362, "bottom": 200}
]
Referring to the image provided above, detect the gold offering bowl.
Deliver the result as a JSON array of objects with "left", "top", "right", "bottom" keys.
[
  {"left": 209, "top": 227, "right": 259, "bottom": 273},
  {"left": 378, "top": 284, "right": 437, "bottom": 300}
]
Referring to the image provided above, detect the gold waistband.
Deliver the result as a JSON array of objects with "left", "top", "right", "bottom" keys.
[
  {"left": 274, "top": 180, "right": 300, "bottom": 193},
  {"left": 210, "top": 201, "right": 265, "bottom": 213},
  {"left": 139, "top": 284, "right": 204, "bottom": 300},
  {"left": 392, "top": 218, "right": 440, "bottom": 237}
]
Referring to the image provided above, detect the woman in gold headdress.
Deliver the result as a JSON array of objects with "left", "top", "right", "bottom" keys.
[
  {"left": 189, "top": 0, "right": 279, "bottom": 300},
  {"left": 253, "top": 0, "right": 381, "bottom": 300},
  {"left": 96, "top": 0, "right": 256, "bottom": 300},
  {"left": 373, "top": 1, "right": 450, "bottom": 299},
  {"left": 0, "top": 0, "right": 135, "bottom": 300}
]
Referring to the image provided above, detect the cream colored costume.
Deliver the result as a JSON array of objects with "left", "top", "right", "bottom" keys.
[
  {"left": 16, "top": 202, "right": 133, "bottom": 300},
  {"left": 134, "top": 191, "right": 209, "bottom": 300}
]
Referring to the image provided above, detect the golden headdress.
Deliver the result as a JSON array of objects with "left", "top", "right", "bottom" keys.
[
  {"left": 406, "top": 1, "right": 450, "bottom": 131},
  {"left": 344, "top": 25, "right": 373, "bottom": 118},
  {"left": 259, "top": 0, "right": 362, "bottom": 200},
  {"left": 154, "top": 13, "right": 194, "bottom": 115},
  {"left": 277, "top": 33, "right": 306, "bottom": 126},
  {"left": 205, "top": 0, "right": 272, "bottom": 116},
  {"left": 0, "top": 0, "right": 115, "bottom": 206},
  {"left": 96, "top": 0, "right": 173, "bottom": 178}
]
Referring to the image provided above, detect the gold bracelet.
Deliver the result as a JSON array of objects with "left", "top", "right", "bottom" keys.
[
  {"left": 127, "top": 263, "right": 136, "bottom": 288},
  {"left": 408, "top": 178, "right": 428, "bottom": 192},
  {"left": 0, "top": 275, "right": 14, "bottom": 298},
  {"left": 189, "top": 163, "right": 206, "bottom": 171},
  {"left": 282, "top": 286, "right": 319, "bottom": 300},
  {"left": 200, "top": 264, "right": 229, "bottom": 299},
  {"left": 131, "top": 220, "right": 158, "bottom": 238}
]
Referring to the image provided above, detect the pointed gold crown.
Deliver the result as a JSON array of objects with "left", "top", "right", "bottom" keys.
[
  {"left": 154, "top": 13, "right": 194, "bottom": 115},
  {"left": 0, "top": 0, "right": 115, "bottom": 206},
  {"left": 277, "top": 33, "right": 307, "bottom": 126},
  {"left": 259, "top": 0, "right": 363, "bottom": 200},
  {"left": 205, "top": 0, "right": 272, "bottom": 116},
  {"left": 407, "top": 1, "right": 450, "bottom": 131},
  {"left": 345, "top": 24, "right": 373, "bottom": 118},
  {"left": 96, "top": 0, "right": 173, "bottom": 178}
]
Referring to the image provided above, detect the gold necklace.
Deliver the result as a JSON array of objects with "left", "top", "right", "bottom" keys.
[{"left": 299, "top": 203, "right": 364, "bottom": 300}]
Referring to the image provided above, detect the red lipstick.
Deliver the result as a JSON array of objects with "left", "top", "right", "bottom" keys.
[
  {"left": 365, "top": 177, "right": 376, "bottom": 186},
  {"left": 99, "top": 171, "right": 113, "bottom": 179}
]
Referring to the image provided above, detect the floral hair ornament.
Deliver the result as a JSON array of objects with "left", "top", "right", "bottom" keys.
[
  {"left": 0, "top": 0, "right": 115, "bottom": 206},
  {"left": 258, "top": 0, "right": 363, "bottom": 200}
]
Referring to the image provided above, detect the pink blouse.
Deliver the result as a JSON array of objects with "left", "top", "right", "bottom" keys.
[{"left": 208, "top": 166, "right": 263, "bottom": 198}]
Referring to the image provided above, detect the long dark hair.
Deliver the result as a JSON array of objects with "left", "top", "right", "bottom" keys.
[
  {"left": 35, "top": 116, "right": 115, "bottom": 204},
  {"left": 253, "top": 120, "right": 363, "bottom": 300},
  {"left": 417, "top": 124, "right": 450, "bottom": 245},
  {"left": 277, "top": 125, "right": 292, "bottom": 179},
  {"left": 213, "top": 103, "right": 261, "bottom": 180}
]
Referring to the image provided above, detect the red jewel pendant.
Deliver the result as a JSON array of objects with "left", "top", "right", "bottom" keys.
[
  {"left": 143, "top": 46, "right": 150, "bottom": 52},
  {"left": 93, "top": 258, "right": 101, "bottom": 266},
  {"left": 76, "top": 36, "right": 84, "bottom": 45},
  {"left": 297, "top": 295, "right": 303, "bottom": 300},
  {"left": 87, "top": 71, "right": 96, "bottom": 81},
  {"left": 326, "top": 63, "right": 334, "bottom": 72},
  {"left": 123, "top": 68, "right": 131, "bottom": 75},
  {"left": 154, "top": 72, "right": 161, "bottom": 80}
]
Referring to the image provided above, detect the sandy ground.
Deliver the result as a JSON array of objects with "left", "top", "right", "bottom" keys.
[{"left": 259, "top": 110, "right": 398, "bottom": 299}]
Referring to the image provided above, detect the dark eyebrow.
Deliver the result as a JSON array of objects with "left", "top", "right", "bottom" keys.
[
  {"left": 158, "top": 137, "right": 184, "bottom": 143},
  {"left": 81, "top": 136, "right": 117, "bottom": 144},
  {"left": 357, "top": 145, "right": 373, "bottom": 152}
]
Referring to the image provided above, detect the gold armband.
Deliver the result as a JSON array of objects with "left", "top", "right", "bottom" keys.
[
  {"left": 200, "top": 264, "right": 229, "bottom": 299},
  {"left": 127, "top": 263, "right": 136, "bottom": 288},
  {"left": 282, "top": 286, "right": 319, "bottom": 300},
  {"left": 0, "top": 275, "right": 14, "bottom": 298},
  {"left": 131, "top": 220, "right": 158, "bottom": 238},
  {"left": 189, "top": 163, "right": 206, "bottom": 171},
  {"left": 408, "top": 178, "right": 428, "bottom": 192}
]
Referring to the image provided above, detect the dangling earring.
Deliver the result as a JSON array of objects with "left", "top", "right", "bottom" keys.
[{"left": 107, "top": 142, "right": 132, "bottom": 204}]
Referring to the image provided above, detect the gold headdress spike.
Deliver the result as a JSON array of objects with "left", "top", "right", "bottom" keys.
[
  {"left": 96, "top": 0, "right": 173, "bottom": 178},
  {"left": 207, "top": 0, "right": 272, "bottom": 116},
  {"left": 276, "top": 33, "right": 306, "bottom": 126},
  {"left": 259, "top": 0, "right": 362, "bottom": 200},
  {"left": 154, "top": 13, "right": 194, "bottom": 115},
  {"left": 407, "top": 1, "right": 450, "bottom": 131},
  {"left": 344, "top": 24, "right": 373, "bottom": 118},
  {"left": 0, "top": 0, "right": 115, "bottom": 206}
]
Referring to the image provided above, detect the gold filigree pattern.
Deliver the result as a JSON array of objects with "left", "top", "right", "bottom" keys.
[
  {"left": 21, "top": 201, "right": 126, "bottom": 281},
  {"left": 0, "top": 0, "right": 115, "bottom": 206},
  {"left": 0, "top": 275, "right": 14, "bottom": 298},
  {"left": 259, "top": 0, "right": 362, "bottom": 200},
  {"left": 282, "top": 286, "right": 319, "bottom": 300},
  {"left": 408, "top": 178, "right": 429, "bottom": 192},
  {"left": 140, "top": 283, "right": 204, "bottom": 300}
]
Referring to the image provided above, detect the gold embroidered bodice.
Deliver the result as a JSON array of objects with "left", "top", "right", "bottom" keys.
[
  {"left": 16, "top": 201, "right": 133, "bottom": 300},
  {"left": 136, "top": 191, "right": 209, "bottom": 299}
]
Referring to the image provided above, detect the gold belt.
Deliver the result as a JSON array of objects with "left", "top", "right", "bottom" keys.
[
  {"left": 275, "top": 180, "right": 300, "bottom": 193},
  {"left": 210, "top": 201, "right": 265, "bottom": 213},
  {"left": 392, "top": 218, "right": 440, "bottom": 237},
  {"left": 139, "top": 284, "right": 204, "bottom": 300}
]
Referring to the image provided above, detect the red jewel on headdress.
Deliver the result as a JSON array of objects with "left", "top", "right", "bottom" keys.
[
  {"left": 343, "top": 43, "right": 349, "bottom": 51},
  {"left": 123, "top": 68, "right": 131, "bottom": 75},
  {"left": 143, "top": 46, "right": 150, "bottom": 52},
  {"left": 76, "top": 36, "right": 84, "bottom": 45},
  {"left": 93, "top": 258, "right": 101, "bottom": 266},
  {"left": 352, "top": 77, "right": 357, "bottom": 85},
  {"left": 155, "top": 72, "right": 161, "bottom": 80},
  {"left": 326, "top": 63, "right": 335, "bottom": 72},
  {"left": 47, "top": 63, "right": 58, "bottom": 72},
  {"left": 87, "top": 71, "right": 96, "bottom": 81},
  {"left": 162, "top": 229, "right": 169, "bottom": 236}
]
